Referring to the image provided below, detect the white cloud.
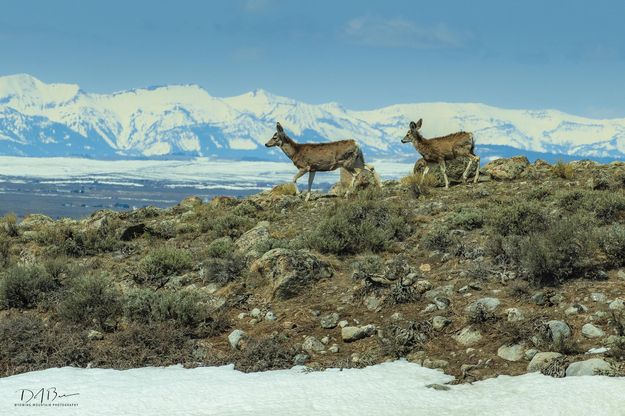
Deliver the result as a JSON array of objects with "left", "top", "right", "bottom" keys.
[{"left": 343, "top": 16, "right": 470, "bottom": 49}]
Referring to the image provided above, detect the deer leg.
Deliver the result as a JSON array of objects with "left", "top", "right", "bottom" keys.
[
  {"left": 420, "top": 164, "right": 430, "bottom": 185},
  {"left": 462, "top": 158, "right": 473, "bottom": 183},
  {"left": 472, "top": 155, "right": 481, "bottom": 183},
  {"left": 345, "top": 168, "right": 359, "bottom": 197},
  {"left": 439, "top": 160, "right": 449, "bottom": 189},
  {"left": 365, "top": 164, "right": 382, "bottom": 187},
  {"left": 292, "top": 169, "right": 307, "bottom": 194},
  {"left": 305, "top": 171, "right": 316, "bottom": 201}
]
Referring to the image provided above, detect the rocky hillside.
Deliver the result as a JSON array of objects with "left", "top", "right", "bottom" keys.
[{"left": 2, "top": 156, "right": 625, "bottom": 382}]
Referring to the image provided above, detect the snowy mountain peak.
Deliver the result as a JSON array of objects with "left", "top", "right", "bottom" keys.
[{"left": 1, "top": 73, "right": 625, "bottom": 161}]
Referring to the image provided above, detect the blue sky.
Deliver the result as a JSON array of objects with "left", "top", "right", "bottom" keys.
[{"left": 1, "top": 0, "right": 625, "bottom": 117}]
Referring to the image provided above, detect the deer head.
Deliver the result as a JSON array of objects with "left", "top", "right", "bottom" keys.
[
  {"left": 401, "top": 119, "right": 423, "bottom": 143},
  {"left": 265, "top": 122, "right": 287, "bottom": 147}
]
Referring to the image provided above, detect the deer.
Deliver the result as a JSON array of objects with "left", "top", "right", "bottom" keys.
[
  {"left": 401, "top": 119, "right": 480, "bottom": 188},
  {"left": 265, "top": 122, "right": 381, "bottom": 200}
]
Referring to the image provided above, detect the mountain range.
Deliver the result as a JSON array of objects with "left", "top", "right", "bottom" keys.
[{"left": 1, "top": 73, "right": 625, "bottom": 162}]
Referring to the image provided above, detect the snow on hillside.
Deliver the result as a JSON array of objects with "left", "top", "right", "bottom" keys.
[
  {"left": 1, "top": 361, "right": 624, "bottom": 416},
  {"left": 1, "top": 74, "right": 625, "bottom": 160}
]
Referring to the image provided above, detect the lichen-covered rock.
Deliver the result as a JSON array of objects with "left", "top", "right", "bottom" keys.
[
  {"left": 412, "top": 157, "right": 478, "bottom": 186},
  {"left": 566, "top": 358, "right": 612, "bottom": 376},
  {"left": 252, "top": 248, "right": 333, "bottom": 300},
  {"left": 234, "top": 221, "right": 270, "bottom": 256},
  {"left": 482, "top": 156, "right": 531, "bottom": 180},
  {"left": 452, "top": 326, "right": 483, "bottom": 346}
]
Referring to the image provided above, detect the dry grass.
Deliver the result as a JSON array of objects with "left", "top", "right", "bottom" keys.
[{"left": 552, "top": 160, "right": 575, "bottom": 179}]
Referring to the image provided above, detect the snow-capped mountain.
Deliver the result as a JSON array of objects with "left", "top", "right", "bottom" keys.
[{"left": 1, "top": 73, "right": 625, "bottom": 161}]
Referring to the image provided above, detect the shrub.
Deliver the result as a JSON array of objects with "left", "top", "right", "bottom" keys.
[
  {"left": 599, "top": 224, "right": 625, "bottom": 267},
  {"left": 448, "top": 208, "right": 485, "bottom": 230},
  {"left": 0, "top": 264, "right": 60, "bottom": 309},
  {"left": 552, "top": 160, "right": 575, "bottom": 179},
  {"left": 203, "top": 238, "right": 245, "bottom": 284},
  {"left": 59, "top": 275, "right": 122, "bottom": 328},
  {"left": 135, "top": 247, "right": 193, "bottom": 287},
  {"left": 0, "top": 235, "right": 9, "bottom": 267},
  {"left": 488, "top": 200, "right": 547, "bottom": 236},
  {"left": 582, "top": 191, "right": 625, "bottom": 223},
  {"left": 422, "top": 226, "right": 453, "bottom": 251},
  {"left": 202, "top": 213, "right": 253, "bottom": 239},
  {"left": 306, "top": 197, "right": 409, "bottom": 254},
  {"left": 1, "top": 213, "right": 19, "bottom": 237},
  {"left": 0, "top": 315, "right": 91, "bottom": 377},
  {"left": 234, "top": 335, "right": 297, "bottom": 372}
]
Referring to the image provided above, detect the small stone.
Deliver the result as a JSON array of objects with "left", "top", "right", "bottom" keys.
[
  {"left": 282, "top": 321, "right": 296, "bottom": 329},
  {"left": 341, "top": 325, "right": 376, "bottom": 342},
  {"left": 265, "top": 311, "right": 276, "bottom": 321},
  {"left": 426, "top": 384, "right": 451, "bottom": 391},
  {"left": 415, "top": 280, "right": 433, "bottom": 294},
  {"left": 87, "top": 330, "right": 103, "bottom": 341},
  {"left": 566, "top": 358, "right": 612, "bottom": 376},
  {"left": 609, "top": 299, "right": 625, "bottom": 310},
  {"left": 320, "top": 313, "right": 340, "bottom": 329},
  {"left": 466, "top": 297, "right": 501, "bottom": 314},
  {"left": 237, "top": 312, "right": 247, "bottom": 320},
  {"left": 365, "top": 295, "right": 382, "bottom": 311},
  {"left": 228, "top": 329, "right": 247, "bottom": 350},
  {"left": 531, "top": 292, "right": 547, "bottom": 306},
  {"left": 302, "top": 336, "right": 325, "bottom": 353},
  {"left": 249, "top": 318, "right": 259, "bottom": 325},
  {"left": 432, "top": 316, "right": 452, "bottom": 330},
  {"left": 466, "top": 348, "right": 476, "bottom": 355},
  {"left": 419, "top": 263, "right": 431, "bottom": 272},
  {"left": 425, "top": 284, "right": 454, "bottom": 300},
  {"left": 293, "top": 353, "right": 309, "bottom": 366},
  {"left": 546, "top": 320, "right": 572, "bottom": 344},
  {"left": 582, "top": 323, "right": 605, "bottom": 339},
  {"left": 250, "top": 308, "right": 263, "bottom": 319},
  {"left": 422, "top": 304, "right": 438, "bottom": 313},
  {"left": 452, "top": 326, "right": 483, "bottom": 347},
  {"left": 338, "top": 320, "right": 349, "bottom": 328},
  {"left": 591, "top": 292, "right": 608, "bottom": 303},
  {"left": 527, "top": 352, "right": 562, "bottom": 372},
  {"left": 506, "top": 308, "right": 525, "bottom": 322},
  {"left": 434, "top": 297, "right": 450, "bottom": 310},
  {"left": 524, "top": 349, "right": 538, "bottom": 360},
  {"left": 497, "top": 343, "right": 525, "bottom": 362},
  {"left": 591, "top": 311, "right": 609, "bottom": 322},
  {"left": 422, "top": 358, "right": 449, "bottom": 369},
  {"left": 565, "top": 303, "right": 588, "bottom": 316},
  {"left": 549, "top": 293, "right": 565, "bottom": 305},
  {"left": 321, "top": 336, "right": 330, "bottom": 345},
  {"left": 390, "top": 312, "right": 403, "bottom": 321},
  {"left": 328, "top": 344, "right": 340, "bottom": 353},
  {"left": 618, "top": 270, "right": 625, "bottom": 280},
  {"left": 458, "top": 285, "right": 469, "bottom": 294}
]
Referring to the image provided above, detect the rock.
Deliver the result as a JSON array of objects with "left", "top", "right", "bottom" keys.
[
  {"left": 422, "top": 358, "right": 449, "bottom": 369},
  {"left": 549, "top": 293, "right": 565, "bottom": 305},
  {"left": 609, "top": 299, "right": 625, "bottom": 310},
  {"left": 252, "top": 248, "right": 333, "bottom": 300},
  {"left": 426, "top": 384, "right": 451, "bottom": 391},
  {"left": 265, "top": 311, "right": 276, "bottom": 321},
  {"left": 582, "top": 323, "right": 605, "bottom": 339},
  {"left": 234, "top": 221, "right": 270, "bottom": 254},
  {"left": 566, "top": 358, "right": 612, "bottom": 377},
  {"left": 250, "top": 308, "right": 263, "bottom": 319},
  {"left": 390, "top": 312, "right": 403, "bottom": 321},
  {"left": 415, "top": 280, "right": 433, "bottom": 294},
  {"left": 531, "top": 292, "right": 548, "bottom": 306},
  {"left": 452, "top": 326, "right": 483, "bottom": 347},
  {"left": 506, "top": 308, "right": 525, "bottom": 322},
  {"left": 482, "top": 156, "right": 531, "bottom": 180},
  {"left": 424, "top": 284, "right": 454, "bottom": 300},
  {"left": 237, "top": 312, "right": 247, "bottom": 320},
  {"left": 618, "top": 270, "right": 625, "bottom": 280},
  {"left": 364, "top": 295, "right": 382, "bottom": 311},
  {"left": 282, "top": 321, "right": 296, "bottom": 329},
  {"left": 179, "top": 196, "right": 203, "bottom": 209},
  {"left": 565, "top": 303, "right": 588, "bottom": 316},
  {"left": 434, "top": 297, "right": 450, "bottom": 310},
  {"left": 293, "top": 353, "right": 309, "bottom": 366},
  {"left": 432, "top": 316, "right": 452, "bottom": 331},
  {"left": 546, "top": 320, "right": 572, "bottom": 344},
  {"left": 591, "top": 292, "right": 607, "bottom": 303},
  {"left": 302, "top": 336, "right": 325, "bottom": 353},
  {"left": 228, "top": 329, "right": 247, "bottom": 350},
  {"left": 422, "top": 304, "right": 438, "bottom": 313},
  {"left": 328, "top": 344, "right": 340, "bottom": 353},
  {"left": 87, "top": 330, "right": 103, "bottom": 341},
  {"left": 527, "top": 352, "right": 563, "bottom": 372},
  {"left": 341, "top": 325, "right": 376, "bottom": 342},
  {"left": 467, "top": 297, "right": 501, "bottom": 314},
  {"left": 497, "top": 344, "right": 525, "bottom": 362},
  {"left": 320, "top": 313, "right": 340, "bottom": 329},
  {"left": 419, "top": 263, "right": 431, "bottom": 272},
  {"left": 524, "top": 349, "right": 539, "bottom": 360},
  {"left": 320, "top": 336, "right": 330, "bottom": 345},
  {"left": 338, "top": 320, "right": 349, "bottom": 328}
]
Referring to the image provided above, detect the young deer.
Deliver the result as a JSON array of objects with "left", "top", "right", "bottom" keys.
[
  {"left": 265, "top": 122, "right": 380, "bottom": 200},
  {"left": 401, "top": 119, "right": 479, "bottom": 188}
]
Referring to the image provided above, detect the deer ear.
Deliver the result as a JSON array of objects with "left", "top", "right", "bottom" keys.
[
  {"left": 415, "top": 119, "right": 423, "bottom": 129},
  {"left": 409, "top": 121, "right": 417, "bottom": 131},
  {"left": 276, "top": 122, "right": 284, "bottom": 133}
]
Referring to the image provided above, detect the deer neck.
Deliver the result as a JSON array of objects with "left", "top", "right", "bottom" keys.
[
  {"left": 280, "top": 136, "right": 300, "bottom": 160},
  {"left": 413, "top": 132, "right": 427, "bottom": 149}
]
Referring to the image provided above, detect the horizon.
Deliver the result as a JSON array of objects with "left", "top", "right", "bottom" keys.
[{"left": 1, "top": 0, "right": 625, "bottom": 118}]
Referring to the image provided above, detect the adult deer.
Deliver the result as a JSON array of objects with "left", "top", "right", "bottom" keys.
[
  {"left": 265, "top": 122, "right": 380, "bottom": 200},
  {"left": 401, "top": 119, "right": 479, "bottom": 188}
]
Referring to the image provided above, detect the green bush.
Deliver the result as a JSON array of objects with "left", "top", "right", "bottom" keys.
[
  {"left": 599, "top": 224, "right": 625, "bottom": 267},
  {"left": 59, "top": 275, "right": 122, "bottom": 328},
  {"left": 199, "top": 212, "right": 253, "bottom": 239},
  {"left": 557, "top": 190, "right": 625, "bottom": 223},
  {"left": 1, "top": 213, "right": 19, "bottom": 237},
  {"left": 0, "top": 235, "right": 10, "bottom": 267},
  {"left": 0, "top": 264, "right": 60, "bottom": 309},
  {"left": 422, "top": 226, "right": 453, "bottom": 252},
  {"left": 488, "top": 200, "right": 547, "bottom": 236},
  {"left": 448, "top": 209, "right": 485, "bottom": 230},
  {"left": 135, "top": 247, "right": 193, "bottom": 287},
  {"left": 305, "top": 197, "right": 409, "bottom": 254},
  {"left": 203, "top": 238, "right": 245, "bottom": 284}
]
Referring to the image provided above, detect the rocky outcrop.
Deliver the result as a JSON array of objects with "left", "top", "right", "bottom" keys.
[{"left": 482, "top": 156, "right": 531, "bottom": 180}]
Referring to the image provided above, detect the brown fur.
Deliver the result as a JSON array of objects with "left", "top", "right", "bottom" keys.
[{"left": 401, "top": 119, "right": 480, "bottom": 188}]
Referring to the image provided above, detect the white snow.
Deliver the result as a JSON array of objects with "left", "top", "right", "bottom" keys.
[{"left": 0, "top": 360, "right": 624, "bottom": 416}]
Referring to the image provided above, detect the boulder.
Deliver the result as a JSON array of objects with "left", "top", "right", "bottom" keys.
[
  {"left": 527, "top": 352, "right": 562, "bottom": 372},
  {"left": 252, "top": 248, "right": 332, "bottom": 300},
  {"left": 565, "top": 358, "right": 612, "bottom": 377},
  {"left": 497, "top": 344, "right": 525, "bottom": 362},
  {"left": 341, "top": 325, "right": 376, "bottom": 342},
  {"left": 452, "top": 326, "right": 483, "bottom": 347},
  {"left": 482, "top": 156, "right": 531, "bottom": 180},
  {"left": 546, "top": 320, "right": 572, "bottom": 344},
  {"left": 228, "top": 329, "right": 247, "bottom": 350},
  {"left": 413, "top": 157, "right": 479, "bottom": 186}
]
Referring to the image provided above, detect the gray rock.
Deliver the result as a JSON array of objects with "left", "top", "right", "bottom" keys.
[
  {"left": 320, "top": 336, "right": 330, "bottom": 345},
  {"left": 338, "top": 320, "right": 349, "bottom": 328},
  {"left": 467, "top": 297, "right": 501, "bottom": 314},
  {"left": 302, "top": 336, "right": 325, "bottom": 353},
  {"left": 234, "top": 221, "right": 270, "bottom": 254},
  {"left": 265, "top": 311, "right": 276, "bottom": 321},
  {"left": 591, "top": 292, "right": 608, "bottom": 303},
  {"left": 549, "top": 293, "right": 565, "bottom": 305},
  {"left": 228, "top": 329, "right": 247, "bottom": 350},
  {"left": 341, "top": 325, "right": 376, "bottom": 342},
  {"left": 252, "top": 248, "right": 333, "bottom": 300},
  {"left": 293, "top": 353, "right": 309, "bottom": 366},
  {"left": 423, "top": 358, "right": 449, "bottom": 369},
  {"left": 565, "top": 303, "right": 588, "bottom": 316},
  {"left": 546, "top": 320, "right": 572, "bottom": 344},
  {"left": 618, "top": 270, "right": 625, "bottom": 280},
  {"left": 506, "top": 307, "right": 525, "bottom": 322},
  {"left": 582, "top": 323, "right": 605, "bottom": 339},
  {"left": 434, "top": 297, "right": 450, "bottom": 310},
  {"left": 320, "top": 313, "right": 340, "bottom": 329},
  {"left": 250, "top": 308, "right": 263, "bottom": 319},
  {"left": 415, "top": 279, "right": 433, "bottom": 294},
  {"left": 524, "top": 349, "right": 539, "bottom": 361},
  {"left": 364, "top": 295, "right": 382, "bottom": 311},
  {"left": 609, "top": 299, "right": 625, "bottom": 310},
  {"left": 482, "top": 156, "right": 531, "bottom": 180},
  {"left": 426, "top": 384, "right": 451, "bottom": 391},
  {"left": 87, "top": 330, "right": 103, "bottom": 341},
  {"left": 452, "top": 326, "right": 483, "bottom": 346},
  {"left": 565, "top": 358, "right": 612, "bottom": 377},
  {"left": 432, "top": 316, "right": 452, "bottom": 331},
  {"left": 531, "top": 292, "right": 547, "bottom": 306},
  {"left": 422, "top": 304, "right": 438, "bottom": 313},
  {"left": 424, "top": 284, "right": 454, "bottom": 300},
  {"left": 497, "top": 343, "right": 525, "bottom": 362},
  {"left": 527, "top": 352, "right": 563, "bottom": 372},
  {"left": 328, "top": 344, "right": 340, "bottom": 353}
]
